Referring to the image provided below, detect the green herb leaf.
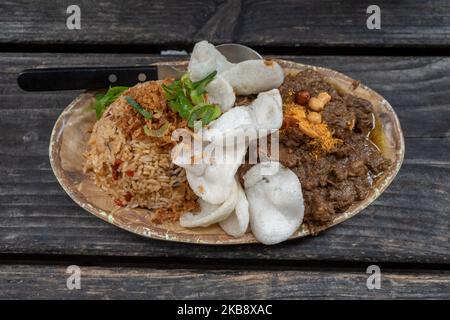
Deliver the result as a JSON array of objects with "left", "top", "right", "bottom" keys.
[
  {"left": 202, "top": 105, "right": 222, "bottom": 125},
  {"left": 187, "top": 103, "right": 221, "bottom": 128},
  {"left": 192, "top": 70, "right": 217, "bottom": 93},
  {"left": 94, "top": 86, "right": 128, "bottom": 120},
  {"left": 177, "top": 94, "right": 193, "bottom": 118},
  {"left": 143, "top": 122, "right": 170, "bottom": 137},
  {"left": 181, "top": 73, "right": 193, "bottom": 91},
  {"left": 124, "top": 96, "right": 152, "bottom": 120},
  {"left": 190, "top": 88, "right": 205, "bottom": 105},
  {"left": 162, "top": 81, "right": 180, "bottom": 100},
  {"left": 162, "top": 71, "right": 221, "bottom": 127}
]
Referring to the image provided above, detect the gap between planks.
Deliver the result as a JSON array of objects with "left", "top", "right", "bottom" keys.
[
  {"left": 1, "top": 43, "right": 450, "bottom": 56},
  {"left": 1, "top": 254, "right": 450, "bottom": 273}
]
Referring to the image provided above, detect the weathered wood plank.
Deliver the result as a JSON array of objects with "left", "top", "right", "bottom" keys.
[
  {"left": 1, "top": 1, "right": 450, "bottom": 49},
  {"left": 0, "top": 264, "right": 449, "bottom": 299},
  {"left": 0, "top": 53, "right": 449, "bottom": 263},
  {"left": 238, "top": 0, "right": 450, "bottom": 47},
  {"left": 2, "top": 53, "right": 449, "bottom": 138},
  {"left": 0, "top": 160, "right": 448, "bottom": 263}
]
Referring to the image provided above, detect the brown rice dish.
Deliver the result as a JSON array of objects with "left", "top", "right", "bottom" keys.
[{"left": 84, "top": 80, "right": 199, "bottom": 223}]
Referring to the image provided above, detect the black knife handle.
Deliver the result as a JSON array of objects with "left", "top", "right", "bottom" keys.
[{"left": 17, "top": 66, "right": 158, "bottom": 91}]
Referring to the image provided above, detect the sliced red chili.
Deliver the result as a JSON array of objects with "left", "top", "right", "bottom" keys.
[
  {"left": 111, "top": 170, "right": 119, "bottom": 180},
  {"left": 124, "top": 192, "right": 132, "bottom": 202},
  {"left": 114, "top": 199, "right": 124, "bottom": 207},
  {"left": 111, "top": 159, "right": 123, "bottom": 180}
]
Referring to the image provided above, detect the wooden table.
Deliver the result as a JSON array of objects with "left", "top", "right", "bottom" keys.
[{"left": 0, "top": 0, "right": 449, "bottom": 299}]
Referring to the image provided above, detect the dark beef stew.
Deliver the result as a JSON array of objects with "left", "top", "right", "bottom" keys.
[{"left": 240, "top": 69, "right": 391, "bottom": 234}]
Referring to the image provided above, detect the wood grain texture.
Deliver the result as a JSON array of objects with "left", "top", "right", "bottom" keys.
[
  {"left": 0, "top": 53, "right": 449, "bottom": 263},
  {"left": 1, "top": 264, "right": 449, "bottom": 299},
  {"left": 1, "top": 0, "right": 450, "bottom": 48}
]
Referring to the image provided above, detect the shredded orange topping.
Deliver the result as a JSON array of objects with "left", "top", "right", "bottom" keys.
[
  {"left": 283, "top": 102, "right": 342, "bottom": 157},
  {"left": 117, "top": 79, "right": 188, "bottom": 149}
]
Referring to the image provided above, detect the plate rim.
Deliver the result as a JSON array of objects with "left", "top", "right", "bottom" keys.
[{"left": 49, "top": 59, "right": 405, "bottom": 245}]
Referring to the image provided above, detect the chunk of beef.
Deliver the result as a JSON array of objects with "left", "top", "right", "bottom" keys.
[
  {"left": 304, "top": 190, "right": 335, "bottom": 224},
  {"left": 344, "top": 94, "right": 375, "bottom": 135},
  {"left": 322, "top": 100, "right": 355, "bottom": 139},
  {"left": 279, "top": 146, "right": 298, "bottom": 168},
  {"left": 328, "top": 181, "right": 356, "bottom": 212},
  {"left": 280, "top": 69, "right": 342, "bottom": 103}
]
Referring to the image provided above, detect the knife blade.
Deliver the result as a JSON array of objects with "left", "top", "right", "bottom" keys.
[{"left": 17, "top": 64, "right": 184, "bottom": 91}]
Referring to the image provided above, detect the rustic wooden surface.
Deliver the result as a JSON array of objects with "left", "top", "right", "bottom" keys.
[
  {"left": 1, "top": 264, "right": 449, "bottom": 299},
  {"left": 2, "top": 0, "right": 450, "bottom": 50},
  {"left": 0, "top": 0, "right": 449, "bottom": 299}
]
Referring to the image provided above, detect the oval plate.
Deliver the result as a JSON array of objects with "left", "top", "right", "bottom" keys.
[{"left": 49, "top": 59, "right": 404, "bottom": 245}]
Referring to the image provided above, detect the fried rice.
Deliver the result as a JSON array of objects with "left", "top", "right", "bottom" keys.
[{"left": 84, "top": 80, "right": 199, "bottom": 223}]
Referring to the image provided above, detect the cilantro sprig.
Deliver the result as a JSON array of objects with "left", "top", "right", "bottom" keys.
[
  {"left": 162, "top": 71, "right": 221, "bottom": 128},
  {"left": 93, "top": 86, "right": 129, "bottom": 120}
]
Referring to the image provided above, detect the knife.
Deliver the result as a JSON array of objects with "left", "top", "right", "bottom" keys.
[{"left": 17, "top": 65, "right": 184, "bottom": 91}]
